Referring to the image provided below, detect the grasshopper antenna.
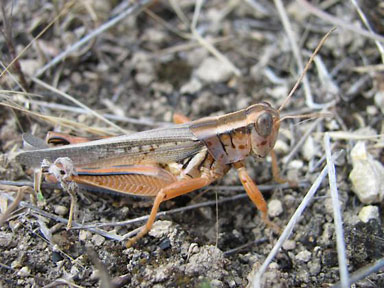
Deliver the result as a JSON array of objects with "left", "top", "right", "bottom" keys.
[
  {"left": 278, "top": 112, "right": 333, "bottom": 124},
  {"left": 278, "top": 27, "right": 336, "bottom": 113}
]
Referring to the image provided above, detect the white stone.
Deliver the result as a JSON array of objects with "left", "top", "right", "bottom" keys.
[
  {"left": 195, "top": 57, "right": 234, "bottom": 83},
  {"left": 135, "top": 72, "right": 154, "bottom": 86},
  {"left": 148, "top": 220, "right": 173, "bottom": 238},
  {"left": 268, "top": 199, "right": 283, "bottom": 217},
  {"left": 273, "top": 139, "right": 289, "bottom": 154},
  {"left": 91, "top": 234, "right": 105, "bottom": 246},
  {"left": 366, "top": 105, "right": 378, "bottom": 116},
  {"left": 288, "top": 159, "right": 304, "bottom": 169},
  {"left": 358, "top": 205, "right": 379, "bottom": 223},
  {"left": 374, "top": 91, "right": 384, "bottom": 114},
  {"left": 180, "top": 78, "right": 203, "bottom": 94},
  {"left": 303, "top": 136, "right": 318, "bottom": 161},
  {"left": 295, "top": 250, "right": 311, "bottom": 263},
  {"left": 349, "top": 141, "right": 384, "bottom": 204},
  {"left": 79, "top": 230, "right": 92, "bottom": 241},
  {"left": 266, "top": 86, "right": 289, "bottom": 100},
  {"left": 54, "top": 205, "right": 68, "bottom": 216},
  {"left": 269, "top": 262, "right": 279, "bottom": 269},
  {"left": 19, "top": 59, "right": 40, "bottom": 76},
  {"left": 282, "top": 240, "right": 296, "bottom": 251},
  {"left": 17, "top": 266, "right": 31, "bottom": 277}
]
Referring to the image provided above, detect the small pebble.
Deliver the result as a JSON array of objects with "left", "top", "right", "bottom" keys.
[
  {"left": 227, "top": 279, "right": 236, "bottom": 288},
  {"left": 323, "top": 197, "right": 343, "bottom": 216},
  {"left": 17, "top": 266, "right": 31, "bottom": 277},
  {"left": 135, "top": 73, "right": 154, "bottom": 86},
  {"left": 295, "top": 250, "right": 311, "bottom": 263},
  {"left": 195, "top": 57, "right": 234, "bottom": 83},
  {"left": 282, "top": 240, "right": 296, "bottom": 251},
  {"left": 54, "top": 205, "right": 68, "bottom": 216},
  {"left": 91, "top": 234, "right": 105, "bottom": 246},
  {"left": 309, "top": 260, "right": 321, "bottom": 276},
  {"left": 269, "top": 262, "right": 279, "bottom": 269},
  {"left": 349, "top": 141, "right": 384, "bottom": 204},
  {"left": 273, "top": 140, "right": 289, "bottom": 154},
  {"left": 70, "top": 266, "right": 80, "bottom": 279},
  {"left": 266, "top": 86, "right": 288, "bottom": 100},
  {"left": 0, "top": 232, "right": 13, "bottom": 247},
  {"left": 188, "top": 243, "right": 200, "bottom": 258},
  {"left": 358, "top": 205, "right": 379, "bottom": 223},
  {"left": 374, "top": 91, "right": 384, "bottom": 114},
  {"left": 19, "top": 59, "right": 40, "bottom": 76},
  {"left": 79, "top": 230, "right": 92, "bottom": 241},
  {"left": 90, "top": 269, "right": 100, "bottom": 281},
  {"left": 366, "top": 105, "right": 378, "bottom": 116},
  {"left": 283, "top": 195, "right": 295, "bottom": 207},
  {"left": 303, "top": 136, "right": 318, "bottom": 161},
  {"left": 268, "top": 199, "right": 283, "bottom": 218},
  {"left": 180, "top": 78, "right": 202, "bottom": 94},
  {"left": 288, "top": 159, "right": 304, "bottom": 169},
  {"left": 11, "top": 259, "right": 22, "bottom": 269},
  {"left": 148, "top": 220, "right": 173, "bottom": 238},
  {"left": 210, "top": 279, "right": 223, "bottom": 288}
]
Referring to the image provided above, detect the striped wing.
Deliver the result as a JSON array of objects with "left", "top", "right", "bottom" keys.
[{"left": 16, "top": 125, "right": 204, "bottom": 168}]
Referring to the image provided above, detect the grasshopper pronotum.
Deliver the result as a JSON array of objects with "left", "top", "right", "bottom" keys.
[{"left": 15, "top": 30, "right": 333, "bottom": 247}]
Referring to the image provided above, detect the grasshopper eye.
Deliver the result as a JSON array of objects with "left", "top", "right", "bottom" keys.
[{"left": 255, "top": 112, "right": 273, "bottom": 137}]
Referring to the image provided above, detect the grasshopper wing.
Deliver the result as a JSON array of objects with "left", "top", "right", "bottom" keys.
[{"left": 16, "top": 125, "right": 205, "bottom": 168}]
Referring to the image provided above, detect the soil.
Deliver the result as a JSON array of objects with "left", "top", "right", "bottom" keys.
[{"left": 0, "top": 1, "right": 383, "bottom": 287}]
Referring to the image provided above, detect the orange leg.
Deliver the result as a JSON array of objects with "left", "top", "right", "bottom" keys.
[
  {"left": 270, "top": 150, "right": 297, "bottom": 186},
  {"left": 234, "top": 162, "right": 280, "bottom": 233},
  {"left": 270, "top": 150, "right": 287, "bottom": 184},
  {"left": 126, "top": 175, "right": 213, "bottom": 247}
]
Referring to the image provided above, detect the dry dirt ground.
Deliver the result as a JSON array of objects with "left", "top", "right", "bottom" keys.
[{"left": 0, "top": 1, "right": 383, "bottom": 287}]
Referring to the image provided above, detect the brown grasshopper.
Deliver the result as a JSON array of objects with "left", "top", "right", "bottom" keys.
[{"left": 15, "top": 31, "right": 333, "bottom": 247}]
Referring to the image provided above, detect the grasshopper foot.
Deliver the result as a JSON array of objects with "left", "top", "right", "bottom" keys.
[
  {"left": 125, "top": 226, "right": 149, "bottom": 248},
  {"left": 262, "top": 214, "right": 281, "bottom": 234}
]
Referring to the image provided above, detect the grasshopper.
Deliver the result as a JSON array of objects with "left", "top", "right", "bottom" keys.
[{"left": 15, "top": 31, "right": 333, "bottom": 247}]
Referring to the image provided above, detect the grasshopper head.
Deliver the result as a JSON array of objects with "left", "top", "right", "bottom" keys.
[{"left": 246, "top": 103, "right": 280, "bottom": 159}]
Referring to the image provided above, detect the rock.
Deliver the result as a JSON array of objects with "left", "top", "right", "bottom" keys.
[
  {"left": 91, "top": 234, "right": 105, "bottom": 246},
  {"left": 349, "top": 141, "right": 384, "bottom": 204},
  {"left": 303, "top": 136, "right": 319, "bottom": 161},
  {"left": 184, "top": 245, "right": 226, "bottom": 280},
  {"left": 19, "top": 59, "right": 40, "bottom": 76},
  {"left": 0, "top": 232, "right": 13, "bottom": 247},
  {"left": 309, "top": 260, "right": 321, "bottom": 276},
  {"left": 366, "top": 105, "right": 378, "bottom": 116},
  {"left": 195, "top": 57, "right": 234, "bottom": 83},
  {"left": 180, "top": 78, "right": 203, "bottom": 94},
  {"left": 54, "top": 205, "right": 68, "bottom": 216},
  {"left": 273, "top": 140, "right": 289, "bottom": 154},
  {"left": 210, "top": 279, "right": 224, "bottom": 288},
  {"left": 374, "top": 90, "right": 384, "bottom": 114},
  {"left": 17, "top": 266, "right": 31, "bottom": 277},
  {"left": 268, "top": 199, "right": 283, "bottom": 218},
  {"left": 358, "top": 205, "right": 379, "bottom": 223},
  {"left": 79, "top": 230, "right": 92, "bottom": 241},
  {"left": 295, "top": 250, "right": 311, "bottom": 263},
  {"left": 135, "top": 73, "right": 154, "bottom": 86},
  {"left": 288, "top": 159, "right": 304, "bottom": 169},
  {"left": 282, "top": 240, "right": 296, "bottom": 251},
  {"left": 148, "top": 220, "right": 173, "bottom": 238}
]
